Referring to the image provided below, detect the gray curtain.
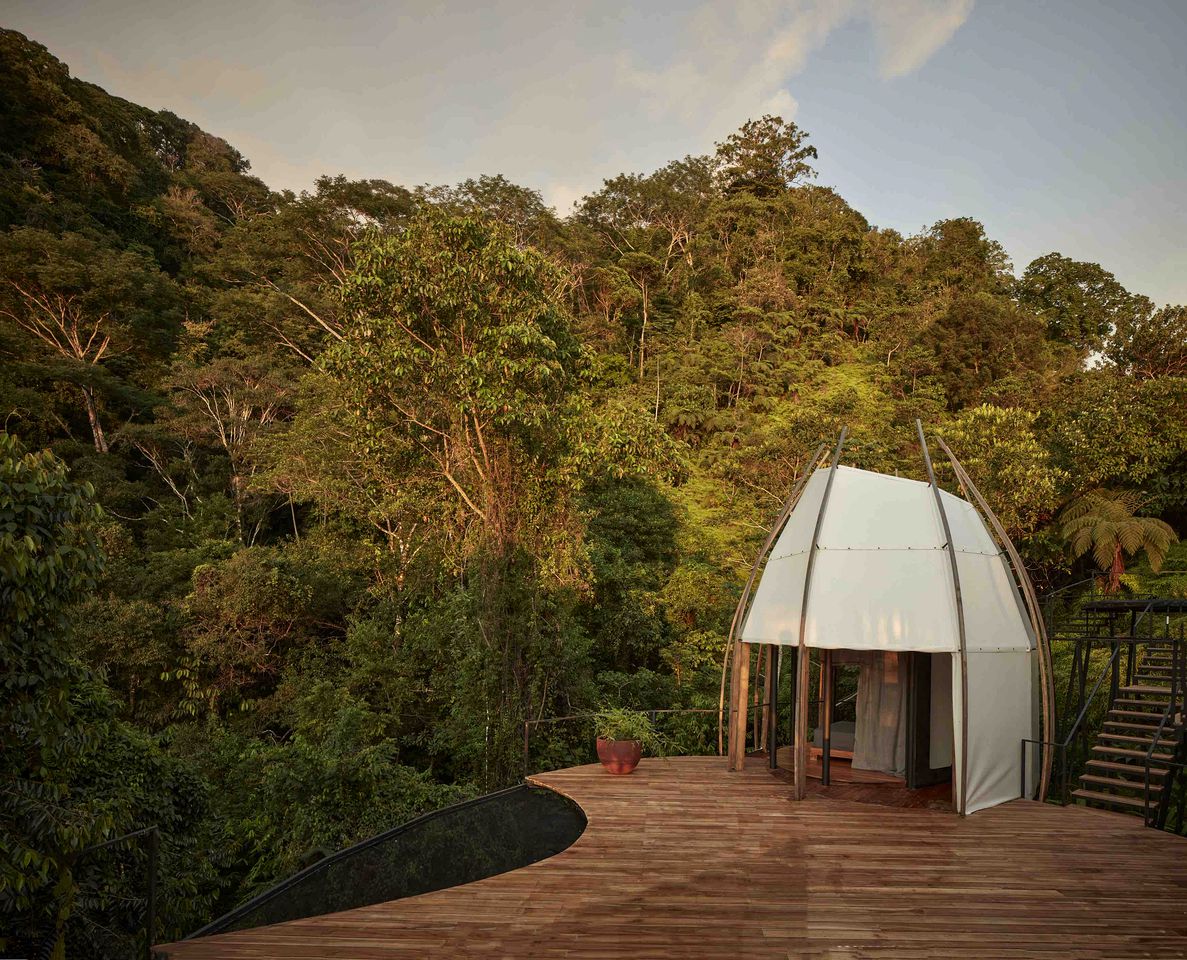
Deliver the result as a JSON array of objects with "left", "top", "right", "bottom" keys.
[{"left": 851, "top": 651, "right": 908, "bottom": 777}]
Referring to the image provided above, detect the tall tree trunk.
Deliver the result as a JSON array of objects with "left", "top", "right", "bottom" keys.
[
  {"left": 638, "top": 282, "right": 648, "bottom": 380},
  {"left": 81, "top": 385, "right": 108, "bottom": 453},
  {"left": 1108, "top": 542, "right": 1125, "bottom": 594}
]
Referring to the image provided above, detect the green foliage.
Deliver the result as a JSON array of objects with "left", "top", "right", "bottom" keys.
[
  {"left": 940, "top": 405, "right": 1066, "bottom": 537},
  {"left": 0, "top": 433, "right": 110, "bottom": 947},
  {"left": 179, "top": 695, "right": 466, "bottom": 898},
  {"left": 1060, "top": 489, "right": 1179, "bottom": 592},
  {"left": 2, "top": 29, "right": 1186, "bottom": 950},
  {"left": 713, "top": 115, "right": 817, "bottom": 196},
  {"left": 1018, "top": 252, "right": 1149, "bottom": 356},
  {"left": 1107, "top": 303, "right": 1187, "bottom": 380},
  {"left": 593, "top": 707, "right": 664, "bottom": 751}
]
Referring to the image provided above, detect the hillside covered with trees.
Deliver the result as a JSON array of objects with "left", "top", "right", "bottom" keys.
[{"left": 2, "top": 28, "right": 1186, "bottom": 957}]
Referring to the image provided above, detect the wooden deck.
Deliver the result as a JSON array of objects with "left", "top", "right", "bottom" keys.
[{"left": 159, "top": 756, "right": 1187, "bottom": 959}]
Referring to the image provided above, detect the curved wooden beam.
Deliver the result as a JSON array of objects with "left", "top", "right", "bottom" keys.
[
  {"left": 717, "top": 442, "right": 829, "bottom": 759},
  {"left": 793, "top": 427, "right": 848, "bottom": 799},
  {"left": 935, "top": 437, "right": 1055, "bottom": 803},
  {"left": 917, "top": 421, "right": 970, "bottom": 815}
]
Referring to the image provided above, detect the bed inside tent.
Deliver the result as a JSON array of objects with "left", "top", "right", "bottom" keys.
[{"left": 727, "top": 426, "right": 1053, "bottom": 815}]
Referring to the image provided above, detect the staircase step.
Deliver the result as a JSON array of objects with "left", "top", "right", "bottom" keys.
[
  {"left": 1103, "top": 720, "right": 1166, "bottom": 734},
  {"left": 1114, "top": 699, "right": 1168, "bottom": 710},
  {"left": 1071, "top": 788, "right": 1154, "bottom": 811},
  {"left": 1085, "top": 759, "right": 1169, "bottom": 777},
  {"left": 1109, "top": 709, "right": 1169, "bottom": 720},
  {"left": 1097, "top": 732, "right": 1178, "bottom": 747},
  {"left": 1079, "top": 774, "right": 1162, "bottom": 793},
  {"left": 1093, "top": 745, "right": 1174, "bottom": 761},
  {"left": 1120, "top": 685, "right": 1174, "bottom": 696}
]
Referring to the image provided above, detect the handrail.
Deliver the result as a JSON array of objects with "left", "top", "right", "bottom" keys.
[
  {"left": 1063, "top": 643, "right": 1121, "bottom": 751},
  {"left": 1021, "top": 642, "right": 1121, "bottom": 803},
  {"left": 1143, "top": 701, "right": 1174, "bottom": 825},
  {"left": 75, "top": 824, "right": 159, "bottom": 960},
  {"left": 526, "top": 704, "right": 762, "bottom": 778},
  {"left": 1144, "top": 632, "right": 1185, "bottom": 825}
]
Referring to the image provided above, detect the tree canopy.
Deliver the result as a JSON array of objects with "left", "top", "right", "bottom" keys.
[{"left": 1, "top": 28, "right": 1184, "bottom": 956}]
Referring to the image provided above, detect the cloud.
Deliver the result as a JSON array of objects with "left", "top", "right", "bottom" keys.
[
  {"left": 616, "top": 0, "right": 973, "bottom": 138},
  {"left": 869, "top": 0, "right": 976, "bottom": 78}
]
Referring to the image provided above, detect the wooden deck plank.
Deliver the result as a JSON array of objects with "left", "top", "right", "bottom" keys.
[{"left": 158, "top": 756, "right": 1187, "bottom": 959}]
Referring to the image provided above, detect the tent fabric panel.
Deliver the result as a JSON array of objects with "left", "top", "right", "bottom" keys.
[
  {"left": 951, "top": 655, "right": 965, "bottom": 813},
  {"left": 964, "top": 648, "right": 1035, "bottom": 815},
  {"left": 768, "top": 470, "right": 829, "bottom": 561},
  {"left": 740, "top": 552, "right": 809, "bottom": 646},
  {"left": 955, "top": 552, "right": 1034, "bottom": 652},
  {"left": 939, "top": 488, "right": 1000, "bottom": 556},
  {"left": 815, "top": 467, "right": 943, "bottom": 551},
  {"left": 803, "top": 550, "right": 959, "bottom": 652}
]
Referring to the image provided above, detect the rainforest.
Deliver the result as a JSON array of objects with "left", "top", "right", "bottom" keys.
[{"left": 2, "top": 27, "right": 1186, "bottom": 957}]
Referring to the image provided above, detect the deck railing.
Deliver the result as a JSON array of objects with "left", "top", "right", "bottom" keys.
[
  {"left": 185, "top": 784, "right": 585, "bottom": 941},
  {"left": 1024, "top": 584, "right": 1187, "bottom": 835},
  {"left": 18, "top": 824, "right": 161, "bottom": 960},
  {"left": 523, "top": 706, "right": 737, "bottom": 777}
]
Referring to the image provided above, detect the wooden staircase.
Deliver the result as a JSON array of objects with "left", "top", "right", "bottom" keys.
[{"left": 1072, "top": 642, "right": 1183, "bottom": 816}]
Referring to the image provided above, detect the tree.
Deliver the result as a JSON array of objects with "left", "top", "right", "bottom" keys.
[
  {"left": 940, "top": 404, "right": 1066, "bottom": 537},
  {"left": 713, "top": 115, "right": 817, "bottom": 196},
  {"left": 0, "top": 229, "right": 181, "bottom": 451},
  {"left": 1018, "top": 252, "right": 1149, "bottom": 356},
  {"left": 575, "top": 156, "right": 714, "bottom": 376},
  {"left": 1060, "top": 488, "right": 1178, "bottom": 592},
  {"left": 1106, "top": 303, "right": 1187, "bottom": 379},
  {"left": 209, "top": 175, "right": 414, "bottom": 364},
  {"left": 925, "top": 292, "right": 1060, "bottom": 408},
  {"left": 320, "top": 211, "right": 592, "bottom": 782},
  {"left": 418, "top": 174, "right": 560, "bottom": 248},
  {"left": 0, "top": 433, "right": 109, "bottom": 955},
  {"left": 917, "top": 218, "right": 1012, "bottom": 295},
  {"left": 324, "top": 210, "right": 585, "bottom": 553},
  {"left": 163, "top": 346, "right": 291, "bottom": 543}
]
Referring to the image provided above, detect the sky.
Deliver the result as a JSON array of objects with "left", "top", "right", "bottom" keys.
[{"left": 4, "top": 0, "right": 1186, "bottom": 305}]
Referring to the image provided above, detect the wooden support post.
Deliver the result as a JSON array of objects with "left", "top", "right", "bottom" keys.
[
  {"left": 766, "top": 645, "right": 780, "bottom": 768},
  {"left": 752, "top": 644, "right": 764, "bottom": 750},
  {"left": 727, "top": 642, "right": 742, "bottom": 770},
  {"left": 822, "top": 649, "right": 834, "bottom": 786},
  {"left": 730, "top": 642, "right": 752, "bottom": 771},
  {"left": 793, "top": 647, "right": 811, "bottom": 799}
]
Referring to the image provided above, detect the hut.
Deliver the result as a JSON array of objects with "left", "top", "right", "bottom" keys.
[{"left": 724, "top": 425, "right": 1055, "bottom": 814}]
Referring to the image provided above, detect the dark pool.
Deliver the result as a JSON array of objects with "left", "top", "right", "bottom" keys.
[{"left": 188, "top": 784, "right": 586, "bottom": 937}]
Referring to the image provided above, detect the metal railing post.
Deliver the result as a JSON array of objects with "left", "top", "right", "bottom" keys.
[
  {"left": 145, "top": 827, "right": 159, "bottom": 960},
  {"left": 1020, "top": 740, "right": 1027, "bottom": 799}
]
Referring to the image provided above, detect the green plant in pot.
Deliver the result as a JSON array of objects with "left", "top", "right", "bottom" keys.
[{"left": 594, "top": 707, "right": 664, "bottom": 775}]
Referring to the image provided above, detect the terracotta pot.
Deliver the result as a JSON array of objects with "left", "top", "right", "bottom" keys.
[{"left": 596, "top": 737, "right": 642, "bottom": 775}]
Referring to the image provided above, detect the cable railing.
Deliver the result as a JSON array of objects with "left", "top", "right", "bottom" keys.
[
  {"left": 522, "top": 691, "right": 852, "bottom": 778},
  {"left": 15, "top": 825, "right": 161, "bottom": 960},
  {"left": 523, "top": 706, "right": 733, "bottom": 778},
  {"left": 1022, "top": 642, "right": 1123, "bottom": 804}
]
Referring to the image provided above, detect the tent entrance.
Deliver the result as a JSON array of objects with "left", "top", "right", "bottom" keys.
[{"left": 793, "top": 650, "right": 952, "bottom": 793}]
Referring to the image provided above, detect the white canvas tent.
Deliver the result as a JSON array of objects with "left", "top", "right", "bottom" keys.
[{"left": 725, "top": 428, "right": 1054, "bottom": 815}]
